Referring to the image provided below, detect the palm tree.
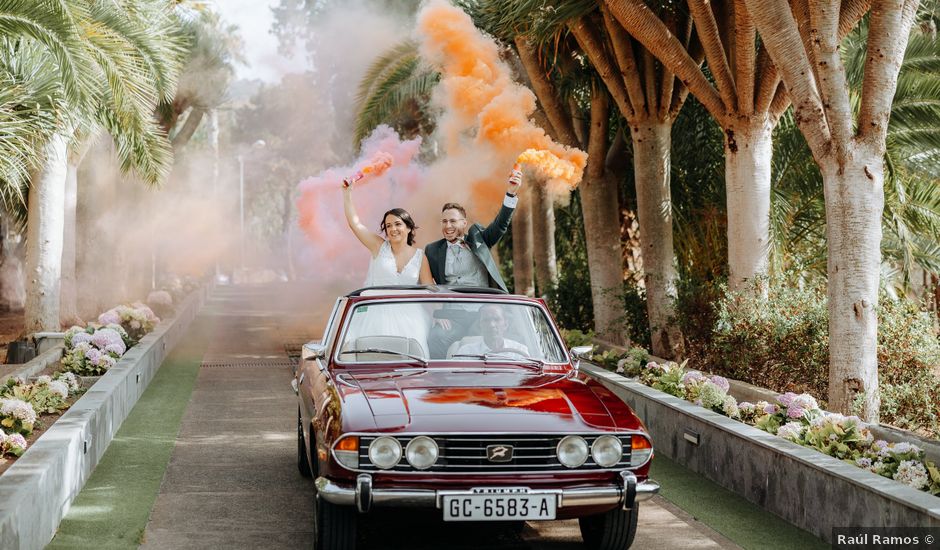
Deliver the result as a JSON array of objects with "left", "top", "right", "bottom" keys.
[
  {"left": 2, "top": 0, "right": 186, "bottom": 332},
  {"left": 596, "top": 0, "right": 870, "bottom": 295},
  {"left": 770, "top": 24, "right": 940, "bottom": 293},
  {"left": 743, "top": 0, "right": 921, "bottom": 420},
  {"left": 475, "top": 0, "right": 696, "bottom": 355},
  {"left": 0, "top": 40, "right": 63, "bottom": 225},
  {"left": 158, "top": 4, "right": 237, "bottom": 149}
]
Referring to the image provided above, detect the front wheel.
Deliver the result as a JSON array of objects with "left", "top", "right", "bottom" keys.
[
  {"left": 578, "top": 504, "right": 639, "bottom": 550},
  {"left": 313, "top": 494, "right": 358, "bottom": 550}
]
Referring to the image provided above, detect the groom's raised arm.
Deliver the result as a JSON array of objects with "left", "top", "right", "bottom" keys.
[{"left": 480, "top": 167, "right": 523, "bottom": 247}]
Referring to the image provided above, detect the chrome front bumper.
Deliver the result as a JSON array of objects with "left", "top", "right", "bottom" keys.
[{"left": 315, "top": 471, "right": 660, "bottom": 514}]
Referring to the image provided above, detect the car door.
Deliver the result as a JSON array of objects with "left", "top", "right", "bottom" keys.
[{"left": 299, "top": 298, "right": 345, "bottom": 466}]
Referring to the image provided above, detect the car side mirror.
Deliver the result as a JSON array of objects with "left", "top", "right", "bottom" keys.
[
  {"left": 302, "top": 342, "right": 326, "bottom": 361},
  {"left": 569, "top": 345, "right": 593, "bottom": 373},
  {"left": 570, "top": 345, "right": 593, "bottom": 359}
]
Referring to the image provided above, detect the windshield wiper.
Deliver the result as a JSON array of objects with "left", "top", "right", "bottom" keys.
[
  {"left": 339, "top": 348, "right": 428, "bottom": 366},
  {"left": 451, "top": 353, "right": 544, "bottom": 371}
]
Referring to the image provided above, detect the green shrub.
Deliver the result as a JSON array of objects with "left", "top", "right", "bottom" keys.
[
  {"left": 689, "top": 277, "right": 940, "bottom": 437},
  {"left": 708, "top": 278, "right": 830, "bottom": 398}
]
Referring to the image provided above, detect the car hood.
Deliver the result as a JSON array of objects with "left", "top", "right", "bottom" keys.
[{"left": 336, "top": 368, "right": 641, "bottom": 433}]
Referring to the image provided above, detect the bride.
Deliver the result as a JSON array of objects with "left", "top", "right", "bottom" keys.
[{"left": 342, "top": 176, "right": 434, "bottom": 356}]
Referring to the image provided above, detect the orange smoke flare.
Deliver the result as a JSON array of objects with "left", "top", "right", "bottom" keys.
[
  {"left": 346, "top": 151, "right": 395, "bottom": 187},
  {"left": 417, "top": 0, "right": 587, "bottom": 201},
  {"left": 361, "top": 151, "right": 393, "bottom": 176},
  {"left": 515, "top": 149, "right": 582, "bottom": 192}
]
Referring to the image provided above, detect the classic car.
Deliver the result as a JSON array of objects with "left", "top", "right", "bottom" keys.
[{"left": 294, "top": 285, "right": 659, "bottom": 550}]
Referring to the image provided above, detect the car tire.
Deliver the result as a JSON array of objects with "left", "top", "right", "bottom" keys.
[
  {"left": 297, "top": 409, "right": 312, "bottom": 479},
  {"left": 313, "top": 494, "right": 358, "bottom": 550},
  {"left": 578, "top": 504, "right": 639, "bottom": 550}
]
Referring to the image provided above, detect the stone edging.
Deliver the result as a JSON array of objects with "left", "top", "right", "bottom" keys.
[
  {"left": 0, "top": 345, "right": 65, "bottom": 385},
  {"left": 583, "top": 364, "right": 940, "bottom": 542},
  {"left": 0, "top": 287, "right": 208, "bottom": 550}
]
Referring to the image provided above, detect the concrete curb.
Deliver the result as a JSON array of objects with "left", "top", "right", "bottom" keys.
[
  {"left": 0, "top": 345, "right": 65, "bottom": 385},
  {"left": 0, "top": 286, "right": 208, "bottom": 550},
  {"left": 583, "top": 364, "right": 940, "bottom": 542}
]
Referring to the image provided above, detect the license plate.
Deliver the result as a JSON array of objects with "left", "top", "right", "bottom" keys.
[{"left": 442, "top": 491, "right": 557, "bottom": 522}]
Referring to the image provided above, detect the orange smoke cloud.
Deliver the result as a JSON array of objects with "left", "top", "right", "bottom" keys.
[{"left": 416, "top": 0, "right": 587, "bottom": 199}]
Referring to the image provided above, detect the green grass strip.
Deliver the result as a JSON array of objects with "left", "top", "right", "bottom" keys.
[
  {"left": 47, "top": 316, "right": 213, "bottom": 550},
  {"left": 650, "top": 455, "right": 828, "bottom": 550}
]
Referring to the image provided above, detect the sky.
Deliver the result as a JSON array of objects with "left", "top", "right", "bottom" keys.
[{"left": 210, "top": 0, "right": 307, "bottom": 83}]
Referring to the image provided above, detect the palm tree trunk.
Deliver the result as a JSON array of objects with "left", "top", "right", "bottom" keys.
[
  {"left": 59, "top": 161, "right": 81, "bottom": 325},
  {"left": 631, "top": 120, "right": 681, "bottom": 358},
  {"left": 24, "top": 134, "right": 68, "bottom": 333},
  {"left": 581, "top": 173, "right": 626, "bottom": 344},
  {"left": 531, "top": 184, "right": 557, "bottom": 296},
  {"left": 725, "top": 117, "right": 773, "bottom": 291},
  {"left": 582, "top": 89, "right": 627, "bottom": 345},
  {"left": 823, "top": 148, "right": 883, "bottom": 420},
  {"left": 512, "top": 188, "right": 535, "bottom": 297}
]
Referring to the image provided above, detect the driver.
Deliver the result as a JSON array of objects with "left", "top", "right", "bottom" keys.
[{"left": 453, "top": 304, "right": 529, "bottom": 358}]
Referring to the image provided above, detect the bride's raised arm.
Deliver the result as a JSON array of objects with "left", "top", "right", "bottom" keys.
[{"left": 343, "top": 182, "right": 384, "bottom": 256}]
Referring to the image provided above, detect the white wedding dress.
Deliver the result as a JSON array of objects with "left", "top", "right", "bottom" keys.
[
  {"left": 363, "top": 240, "right": 424, "bottom": 286},
  {"left": 348, "top": 241, "right": 431, "bottom": 357}
]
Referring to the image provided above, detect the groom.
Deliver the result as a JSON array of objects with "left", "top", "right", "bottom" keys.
[{"left": 424, "top": 167, "right": 523, "bottom": 357}]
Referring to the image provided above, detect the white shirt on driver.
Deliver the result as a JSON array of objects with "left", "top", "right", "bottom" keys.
[{"left": 454, "top": 338, "right": 529, "bottom": 358}]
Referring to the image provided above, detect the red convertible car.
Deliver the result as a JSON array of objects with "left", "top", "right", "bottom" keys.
[{"left": 294, "top": 286, "right": 659, "bottom": 550}]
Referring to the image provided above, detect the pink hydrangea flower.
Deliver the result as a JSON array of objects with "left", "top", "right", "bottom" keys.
[
  {"left": 776, "top": 392, "right": 798, "bottom": 407},
  {"left": 91, "top": 329, "right": 126, "bottom": 356},
  {"left": 708, "top": 376, "right": 730, "bottom": 393},
  {"left": 98, "top": 310, "right": 121, "bottom": 325},
  {"left": 71, "top": 332, "right": 93, "bottom": 347}
]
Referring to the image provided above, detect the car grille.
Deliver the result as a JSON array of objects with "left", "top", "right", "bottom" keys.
[{"left": 357, "top": 434, "right": 634, "bottom": 473}]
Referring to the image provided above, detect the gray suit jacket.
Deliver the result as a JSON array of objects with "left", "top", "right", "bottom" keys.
[{"left": 425, "top": 203, "right": 515, "bottom": 292}]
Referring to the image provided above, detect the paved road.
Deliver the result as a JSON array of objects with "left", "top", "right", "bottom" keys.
[{"left": 141, "top": 284, "right": 737, "bottom": 549}]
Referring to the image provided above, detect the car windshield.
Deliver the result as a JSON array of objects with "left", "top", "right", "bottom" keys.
[{"left": 337, "top": 300, "right": 568, "bottom": 365}]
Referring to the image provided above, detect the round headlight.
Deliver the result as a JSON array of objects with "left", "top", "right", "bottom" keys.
[
  {"left": 368, "top": 436, "right": 402, "bottom": 469},
  {"left": 556, "top": 435, "right": 589, "bottom": 468},
  {"left": 405, "top": 436, "right": 439, "bottom": 470},
  {"left": 591, "top": 435, "right": 623, "bottom": 468}
]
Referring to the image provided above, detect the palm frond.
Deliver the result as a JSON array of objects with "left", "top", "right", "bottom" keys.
[{"left": 353, "top": 39, "right": 440, "bottom": 148}]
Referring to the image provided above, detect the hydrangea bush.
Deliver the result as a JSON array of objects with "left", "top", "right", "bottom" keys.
[
  {"left": 63, "top": 324, "right": 131, "bottom": 376},
  {"left": 1, "top": 375, "right": 70, "bottom": 414},
  {"left": 0, "top": 398, "right": 36, "bottom": 435},
  {"left": 0, "top": 373, "right": 82, "bottom": 458},
  {"left": 0, "top": 430, "right": 28, "bottom": 458},
  {"left": 639, "top": 361, "right": 940, "bottom": 496},
  {"left": 146, "top": 290, "right": 174, "bottom": 318},
  {"left": 97, "top": 303, "right": 159, "bottom": 345}
]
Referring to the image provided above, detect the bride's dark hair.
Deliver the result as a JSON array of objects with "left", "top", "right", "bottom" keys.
[{"left": 380, "top": 208, "right": 418, "bottom": 246}]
